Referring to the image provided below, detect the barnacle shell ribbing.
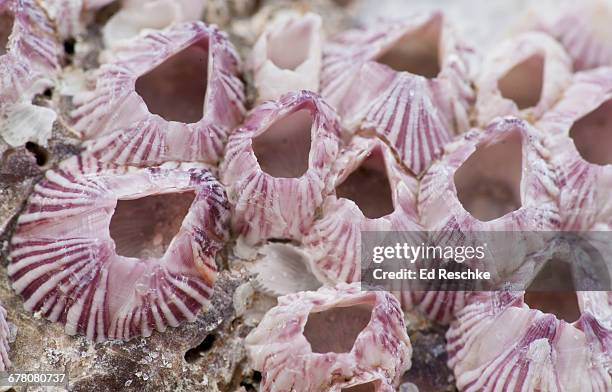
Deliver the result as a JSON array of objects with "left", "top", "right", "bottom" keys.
[
  {"left": 475, "top": 32, "right": 572, "bottom": 126},
  {"left": 75, "top": 22, "right": 245, "bottom": 166},
  {"left": 321, "top": 11, "right": 475, "bottom": 174},
  {"left": 446, "top": 291, "right": 612, "bottom": 391},
  {"left": 245, "top": 283, "right": 412, "bottom": 392},
  {"left": 8, "top": 156, "right": 230, "bottom": 342},
  {"left": 221, "top": 90, "right": 342, "bottom": 250},
  {"left": 249, "top": 11, "right": 322, "bottom": 102},
  {"left": 0, "top": 304, "right": 10, "bottom": 371},
  {"left": 537, "top": 67, "right": 612, "bottom": 230}
]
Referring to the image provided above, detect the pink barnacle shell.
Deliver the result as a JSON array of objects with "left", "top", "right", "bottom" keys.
[
  {"left": 74, "top": 22, "right": 245, "bottom": 166},
  {"left": 302, "top": 136, "right": 421, "bottom": 284},
  {"left": 8, "top": 155, "right": 230, "bottom": 342},
  {"left": 0, "top": 303, "right": 10, "bottom": 371},
  {"left": 221, "top": 90, "right": 342, "bottom": 250},
  {"left": 245, "top": 283, "right": 412, "bottom": 392},
  {"left": 321, "top": 11, "right": 475, "bottom": 174},
  {"left": 537, "top": 67, "right": 612, "bottom": 230},
  {"left": 475, "top": 32, "right": 572, "bottom": 126},
  {"left": 446, "top": 291, "right": 611, "bottom": 391}
]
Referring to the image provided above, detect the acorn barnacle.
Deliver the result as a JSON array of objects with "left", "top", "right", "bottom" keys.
[{"left": 8, "top": 155, "right": 230, "bottom": 341}]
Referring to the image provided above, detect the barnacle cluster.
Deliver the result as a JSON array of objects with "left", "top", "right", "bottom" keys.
[{"left": 0, "top": 0, "right": 611, "bottom": 391}]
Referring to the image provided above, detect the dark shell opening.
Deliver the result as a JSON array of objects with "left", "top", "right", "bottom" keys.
[
  {"left": 569, "top": 98, "right": 612, "bottom": 166},
  {"left": 335, "top": 145, "right": 394, "bottom": 219},
  {"left": 252, "top": 109, "right": 312, "bottom": 178},
  {"left": 454, "top": 129, "right": 523, "bottom": 222},
  {"left": 497, "top": 53, "right": 544, "bottom": 110},
  {"left": 267, "top": 20, "right": 312, "bottom": 71},
  {"left": 303, "top": 302, "right": 373, "bottom": 354},
  {"left": 377, "top": 16, "right": 441, "bottom": 79},
  {"left": 109, "top": 191, "right": 195, "bottom": 259},
  {"left": 341, "top": 380, "right": 379, "bottom": 392},
  {"left": 135, "top": 38, "right": 209, "bottom": 124},
  {"left": 0, "top": 8, "right": 14, "bottom": 56},
  {"left": 184, "top": 333, "right": 217, "bottom": 363}
]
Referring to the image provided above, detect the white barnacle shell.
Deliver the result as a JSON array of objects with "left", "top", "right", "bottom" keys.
[
  {"left": 244, "top": 283, "right": 412, "bottom": 392},
  {"left": 476, "top": 32, "right": 572, "bottom": 126},
  {"left": 302, "top": 136, "right": 421, "bottom": 285},
  {"left": 221, "top": 90, "right": 342, "bottom": 251},
  {"left": 0, "top": 303, "right": 10, "bottom": 371},
  {"left": 249, "top": 11, "right": 323, "bottom": 102},
  {"left": 74, "top": 22, "right": 245, "bottom": 166},
  {"left": 321, "top": 11, "right": 475, "bottom": 174},
  {"left": 446, "top": 291, "right": 611, "bottom": 391},
  {"left": 8, "top": 155, "right": 230, "bottom": 342},
  {"left": 537, "top": 67, "right": 612, "bottom": 230}
]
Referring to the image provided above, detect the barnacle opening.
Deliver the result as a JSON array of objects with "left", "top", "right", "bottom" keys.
[
  {"left": 569, "top": 98, "right": 612, "bottom": 166},
  {"left": 109, "top": 191, "right": 195, "bottom": 259},
  {"left": 135, "top": 38, "right": 209, "bottom": 124},
  {"left": 252, "top": 109, "right": 312, "bottom": 178},
  {"left": 335, "top": 146, "right": 394, "bottom": 219},
  {"left": 377, "top": 16, "right": 441, "bottom": 78},
  {"left": 497, "top": 54, "right": 544, "bottom": 110},
  {"left": 0, "top": 8, "right": 14, "bottom": 55},
  {"left": 303, "top": 303, "right": 373, "bottom": 354},
  {"left": 24, "top": 142, "right": 48, "bottom": 167},
  {"left": 184, "top": 333, "right": 217, "bottom": 363},
  {"left": 454, "top": 130, "right": 523, "bottom": 221},
  {"left": 267, "top": 19, "right": 312, "bottom": 70},
  {"left": 341, "top": 380, "right": 379, "bottom": 392}
]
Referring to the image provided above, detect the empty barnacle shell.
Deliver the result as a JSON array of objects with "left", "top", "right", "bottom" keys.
[
  {"left": 249, "top": 11, "right": 322, "bottom": 102},
  {"left": 302, "top": 136, "right": 421, "bottom": 285},
  {"left": 244, "top": 283, "right": 412, "bottom": 392},
  {"left": 8, "top": 155, "right": 230, "bottom": 341},
  {"left": 537, "top": 67, "right": 612, "bottom": 230},
  {"left": 446, "top": 291, "right": 612, "bottom": 391},
  {"left": 74, "top": 22, "right": 245, "bottom": 165},
  {"left": 475, "top": 32, "right": 572, "bottom": 126},
  {"left": 0, "top": 303, "right": 10, "bottom": 371},
  {"left": 321, "top": 11, "right": 475, "bottom": 174},
  {"left": 221, "top": 90, "right": 342, "bottom": 251}
]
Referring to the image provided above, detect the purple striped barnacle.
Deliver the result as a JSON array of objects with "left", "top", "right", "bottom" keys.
[
  {"left": 8, "top": 155, "right": 230, "bottom": 341},
  {"left": 446, "top": 291, "right": 611, "bottom": 391},
  {"left": 74, "top": 21, "right": 245, "bottom": 166},
  {"left": 244, "top": 283, "right": 412, "bottom": 392},
  {"left": 475, "top": 32, "right": 572, "bottom": 126},
  {"left": 321, "top": 11, "right": 475, "bottom": 174},
  {"left": 537, "top": 67, "right": 612, "bottom": 230},
  {"left": 221, "top": 90, "right": 342, "bottom": 251}
]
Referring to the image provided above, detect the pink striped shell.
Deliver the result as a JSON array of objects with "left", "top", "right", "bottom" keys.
[
  {"left": 537, "top": 67, "right": 612, "bottom": 230},
  {"left": 321, "top": 11, "right": 475, "bottom": 174},
  {"left": 446, "top": 291, "right": 611, "bottom": 391},
  {"left": 0, "top": 303, "right": 10, "bottom": 371},
  {"left": 74, "top": 22, "right": 245, "bottom": 166},
  {"left": 244, "top": 283, "right": 412, "bottom": 392},
  {"left": 475, "top": 32, "right": 572, "bottom": 126},
  {"left": 221, "top": 90, "right": 342, "bottom": 250},
  {"left": 302, "top": 136, "right": 420, "bottom": 285},
  {"left": 8, "top": 155, "right": 229, "bottom": 342}
]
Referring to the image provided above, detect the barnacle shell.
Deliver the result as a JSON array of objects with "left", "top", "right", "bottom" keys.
[
  {"left": 245, "top": 283, "right": 412, "bottom": 392},
  {"left": 8, "top": 156, "right": 230, "bottom": 341},
  {"left": 0, "top": 303, "right": 10, "bottom": 371},
  {"left": 321, "top": 11, "right": 475, "bottom": 174},
  {"left": 446, "top": 291, "right": 612, "bottom": 391},
  {"left": 302, "top": 136, "right": 420, "bottom": 284},
  {"left": 475, "top": 32, "right": 572, "bottom": 126},
  {"left": 537, "top": 67, "right": 612, "bottom": 230},
  {"left": 74, "top": 22, "right": 245, "bottom": 165},
  {"left": 249, "top": 12, "right": 322, "bottom": 102},
  {"left": 221, "top": 91, "right": 342, "bottom": 250},
  {"left": 40, "top": 0, "right": 115, "bottom": 38}
]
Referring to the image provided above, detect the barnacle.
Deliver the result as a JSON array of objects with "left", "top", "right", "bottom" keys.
[
  {"left": 221, "top": 90, "right": 341, "bottom": 251},
  {"left": 0, "top": 303, "right": 10, "bottom": 371},
  {"left": 321, "top": 11, "right": 475, "bottom": 174},
  {"left": 244, "top": 284, "right": 412, "bottom": 392},
  {"left": 75, "top": 22, "right": 245, "bottom": 166},
  {"left": 8, "top": 156, "right": 229, "bottom": 341}
]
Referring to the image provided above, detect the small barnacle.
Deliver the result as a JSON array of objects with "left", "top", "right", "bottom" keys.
[
  {"left": 476, "top": 32, "right": 572, "bottom": 125},
  {"left": 244, "top": 284, "right": 412, "bottom": 392},
  {"left": 221, "top": 90, "right": 342, "bottom": 251},
  {"left": 321, "top": 11, "right": 475, "bottom": 174},
  {"left": 537, "top": 67, "right": 612, "bottom": 230},
  {"left": 0, "top": 303, "right": 10, "bottom": 371},
  {"left": 446, "top": 291, "right": 611, "bottom": 391},
  {"left": 302, "top": 136, "right": 420, "bottom": 285},
  {"left": 8, "top": 155, "right": 230, "bottom": 341},
  {"left": 74, "top": 22, "right": 245, "bottom": 165},
  {"left": 249, "top": 11, "right": 323, "bottom": 102}
]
